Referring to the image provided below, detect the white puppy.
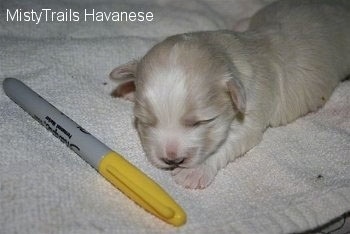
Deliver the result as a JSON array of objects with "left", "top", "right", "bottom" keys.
[{"left": 110, "top": 0, "right": 350, "bottom": 189}]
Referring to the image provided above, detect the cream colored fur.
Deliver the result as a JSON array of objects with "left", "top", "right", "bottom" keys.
[{"left": 110, "top": 0, "right": 350, "bottom": 189}]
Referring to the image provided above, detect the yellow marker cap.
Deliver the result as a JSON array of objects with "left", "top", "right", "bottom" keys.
[
  {"left": 3, "top": 78, "right": 186, "bottom": 226},
  {"left": 99, "top": 151, "right": 186, "bottom": 226}
]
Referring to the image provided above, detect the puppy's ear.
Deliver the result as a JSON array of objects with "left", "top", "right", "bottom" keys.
[
  {"left": 110, "top": 59, "right": 138, "bottom": 81},
  {"left": 110, "top": 60, "right": 138, "bottom": 101},
  {"left": 225, "top": 78, "right": 246, "bottom": 113},
  {"left": 110, "top": 80, "right": 136, "bottom": 101}
]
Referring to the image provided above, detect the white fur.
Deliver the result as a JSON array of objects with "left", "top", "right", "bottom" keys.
[{"left": 111, "top": 0, "right": 350, "bottom": 189}]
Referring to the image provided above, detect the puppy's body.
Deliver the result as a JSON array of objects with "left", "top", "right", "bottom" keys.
[{"left": 111, "top": 0, "right": 350, "bottom": 189}]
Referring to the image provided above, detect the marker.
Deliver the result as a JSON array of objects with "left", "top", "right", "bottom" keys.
[{"left": 3, "top": 78, "right": 186, "bottom": 226}]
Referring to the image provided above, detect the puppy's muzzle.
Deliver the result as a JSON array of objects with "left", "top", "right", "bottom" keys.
[{"left": 162, "top": 158, "right": 185, "bottom": 166}]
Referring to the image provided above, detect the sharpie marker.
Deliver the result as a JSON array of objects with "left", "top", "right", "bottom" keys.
[{"left": 3, "top": 78, "right": 186, "bottom": 226}]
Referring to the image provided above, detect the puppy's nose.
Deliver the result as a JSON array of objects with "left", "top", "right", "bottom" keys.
[
  {"left": 162, "top": 158, "right": 185, "bottom": 166},
  {"left": 165, "top": 142, "right": 178, "bottom": 159}
]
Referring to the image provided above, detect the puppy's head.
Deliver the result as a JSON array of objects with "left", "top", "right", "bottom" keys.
[{"left": 111, "top": 35, "right": 245, "bottom": 169}]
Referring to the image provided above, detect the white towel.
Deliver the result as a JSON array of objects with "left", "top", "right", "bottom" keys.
[{"left": 1, "top": 0, "right": 349, "bottom": 233}]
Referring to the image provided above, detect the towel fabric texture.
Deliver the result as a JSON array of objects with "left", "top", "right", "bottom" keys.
[{"left": 0, "top": 0, "right": 349, "bottom": 233}]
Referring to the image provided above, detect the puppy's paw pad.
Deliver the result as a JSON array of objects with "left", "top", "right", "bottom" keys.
[{"left": 171, "top": 166, "right": 216, "bottom": 189}]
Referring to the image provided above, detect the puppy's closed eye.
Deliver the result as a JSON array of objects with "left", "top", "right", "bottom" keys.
[{"left": 182, "top": 116, "right": 217, "bottom": 128}]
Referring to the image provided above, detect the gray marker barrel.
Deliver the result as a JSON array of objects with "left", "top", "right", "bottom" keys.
[
  {"left": 3, "top": 78, "right": 110, "bottom": 169},
  {"left": 3, "top": 78, "right": 187, "bottom": 226}
]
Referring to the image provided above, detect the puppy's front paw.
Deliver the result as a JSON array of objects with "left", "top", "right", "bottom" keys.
[{"left": 171, "top": 165, "right": 216, "bottom": 189}]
